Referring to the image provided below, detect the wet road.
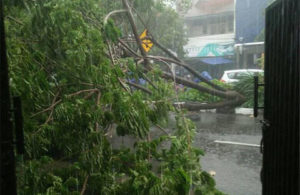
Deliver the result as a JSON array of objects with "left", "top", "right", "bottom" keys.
[
  {"left": 190, "top": 111, "right": 262, "bottom": 195},
  {"left": 109, "top": 111, "right": 263, "bottom": 195}
]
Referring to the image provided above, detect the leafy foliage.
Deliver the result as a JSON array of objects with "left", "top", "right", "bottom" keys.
[
  {"left": 5, "top": 0, "right": 223, "bottom": 194},
  {"left": 178, "top": 80, "right": 232, "bottom": 102},
  {"left": 104, "top": 0, "right": 189, "bottom": 58},
  {"left": 104, "top": 19, "right": 122, "bottom": 43},
  {"left": 233, "top": 74, "right": 264, "bottom": 108}
]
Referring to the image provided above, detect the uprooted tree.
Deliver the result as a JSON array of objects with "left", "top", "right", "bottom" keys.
[{"left": 5, "top": 0, "right": 241, "bottom": 194}]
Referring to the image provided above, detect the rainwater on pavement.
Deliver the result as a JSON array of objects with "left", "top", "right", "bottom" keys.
[
  {"left": 109, "top": 110, "right": 263, "bottom": 195},
  {"left": 189, "top": 111, "right": 262, "bottom": 195}
]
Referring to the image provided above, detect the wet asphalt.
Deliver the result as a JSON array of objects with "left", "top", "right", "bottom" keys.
[
  {"left": 109, "top": 111, "right": 263, "bottom": 195},
  {"left": 190, "top": 111, "right": 263, "bottom": 195}
]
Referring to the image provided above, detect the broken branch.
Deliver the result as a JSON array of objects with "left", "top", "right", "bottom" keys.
[
  {"left": 122, "top": 0, "right": 150, "bottom": 67},
  {"left": 126, "top": 81, "right": 152, "bottom": 95},
  {"left": 149, "top": 38, "right": 226, "bottom": 92},
  {"left": 104, "top": 9, "right": 127, "bottom": 25},
  {"left": 177, "top": 99, "right": 245, "bottom": 111}
]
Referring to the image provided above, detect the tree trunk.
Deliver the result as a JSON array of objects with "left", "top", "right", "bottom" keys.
[{"left": 116, "top": 0, "right": 247, "bottom": 111}]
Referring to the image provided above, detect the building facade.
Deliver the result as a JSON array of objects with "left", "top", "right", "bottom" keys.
[
  {"left": 235, "top": 0, "right": 268, "bottom": 69},
  {"left": 182, "top": 0, "right": 268, "bottom": 78},
  {"left": 184, "top": 0, "right": 235, "bottom": 58}
]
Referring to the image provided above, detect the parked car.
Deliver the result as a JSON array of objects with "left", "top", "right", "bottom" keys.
[{"left": 220, "top": 69, "right": 264, "bottom": 83}]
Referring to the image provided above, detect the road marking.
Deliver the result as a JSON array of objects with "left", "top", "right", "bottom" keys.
[{"left": 214, "top": 140, "right": 260, "bottom": 147}]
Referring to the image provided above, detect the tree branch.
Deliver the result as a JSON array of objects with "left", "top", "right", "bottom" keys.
[
  {"left": 148, "top": 37, "right": 226, "bottom": 92},
  {"left": 106, "top": 40, "right": 116, "bottom": 65},
  {"left": 31, "top": 99, "right": 62, "bottom": 118},
  {"left": 80, "top": 175, "right": 89, "bottom": 195},
  {"left": 106, "top": 40, "right": 133, "bottom": 94},
  {"left": 118, "top": 78, "right": 131, "bottom": 94},
  {"left": 110, "top": 4, "right": 247, "bottom": 110},
  {"left": 83, "top": 91, "right": 96, "bottom": 99},
  {"left": 42, "top": 90, "right": 61, "bottom": 124},
  {"left": 118, "top": 38, "right": 141, "bottom": 58},
  {"left": 128, "top": 11, "right": 226, "bottom": 92},
  {"left": 31, "top": 89, "right": 99, "bottom": 118},
  {"left": 118, "top": 45, "right": 246, "bottom": 109},
  {"left": 103, "top": 9, "right": 127, "bottom": 25},
  {"left": 67, "top": 89, "right": 99, "bottom": 98},
  {"left": 94, "top": 92, "right": 101, "bottom": 131},
  {"left": 126, "top": 81, "right": 152, "bottom": 95},
  {"left": 140, "top": 72, "right": 158, "bottom": 90},
  {"left": 5, "top": 15, "right": 24, "bottom": 25},
  {"left": 161, "top": 71, "right": 244, "bottom": 100},
  {"left": 122, "top": 0, "right": 150, "bottom": 67},
  {"left": 177, "top": 99, "right": 245, "bottom": 111},
  {"left": 155, "top": 124, "right": 170, "bottom": 136}
]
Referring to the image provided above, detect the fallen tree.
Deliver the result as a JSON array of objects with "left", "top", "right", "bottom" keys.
[
  {"left": 5, "top": 0, "right": 237, "bottom": 194},
  {"left": 105, "top": 0, "right": 246, "bottom": 111}
]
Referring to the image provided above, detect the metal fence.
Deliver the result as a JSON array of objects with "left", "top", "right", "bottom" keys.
[{"left": 263, "top": 0, "right": 299, "bottom": 194}]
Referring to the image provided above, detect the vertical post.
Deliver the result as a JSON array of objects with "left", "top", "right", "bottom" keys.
[
  {"left": 254, "top": 76, "right": 258, "bottom": 117},
  {"left": 0, "top": 0, "right": 18, "bottom": 194},
  {"left": 13, "top": 97, "right": 25, "bottom": 155}
]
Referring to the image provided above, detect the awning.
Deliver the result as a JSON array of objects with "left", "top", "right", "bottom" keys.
[{"left": 200, "top": 57, "right": 232, "bottom": 65}]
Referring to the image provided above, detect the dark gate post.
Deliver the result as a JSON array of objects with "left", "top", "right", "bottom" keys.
[
  {"left": 0, "top": 1, "right": 18, "bottom": 194},
  {"left": 263, "top": 0, "right": 299, "bottom": 194}
]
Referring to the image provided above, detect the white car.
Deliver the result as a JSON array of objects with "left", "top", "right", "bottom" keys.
[{"left": 220, "top": 69, "right": 264, "bottom": 83}]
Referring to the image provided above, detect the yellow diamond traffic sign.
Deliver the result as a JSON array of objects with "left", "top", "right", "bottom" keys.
[{"left": 139, "top": 29, "right": 153, "bottom": 52}]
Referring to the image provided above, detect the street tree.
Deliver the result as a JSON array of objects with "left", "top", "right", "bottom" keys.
[{"left": 4, "top": 0, "right": 233, "bottom": 194}]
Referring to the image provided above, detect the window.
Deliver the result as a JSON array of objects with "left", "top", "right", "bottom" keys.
[{"left": 185, "top": 13, "right": 234, "bottom": 36}]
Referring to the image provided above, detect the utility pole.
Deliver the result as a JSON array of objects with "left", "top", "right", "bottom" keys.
[{"left": 0, "top": 0, "right": 18, "bottom": 194}]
